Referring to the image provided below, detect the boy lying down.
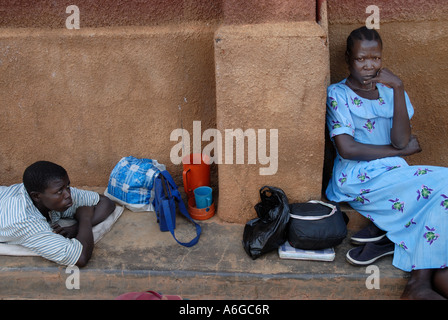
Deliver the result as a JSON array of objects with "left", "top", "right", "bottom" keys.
[{"left": 0, "top": 161, "right": 115, "bottom": 267}]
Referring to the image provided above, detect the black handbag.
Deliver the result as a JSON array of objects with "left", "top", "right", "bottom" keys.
[{"left": 287, "top": 200, "right": 348, "bottom": 250}]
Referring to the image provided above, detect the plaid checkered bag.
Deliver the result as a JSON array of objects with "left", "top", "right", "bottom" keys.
[{"left": 104, "top": 156, "right": 166, "bottom": 212}]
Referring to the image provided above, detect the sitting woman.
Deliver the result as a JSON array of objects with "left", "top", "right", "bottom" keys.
[{"left": 325, "top": 26, "right": 447, "bottom": 299}]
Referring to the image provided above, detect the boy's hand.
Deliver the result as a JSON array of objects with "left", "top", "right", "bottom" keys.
[{"left": 51, "top": 223, "right": 78, "bottom": 238}]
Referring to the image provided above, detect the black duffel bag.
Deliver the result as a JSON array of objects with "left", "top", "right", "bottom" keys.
[{"left": 288, "top": 200, "right": 348, "bottom": 250}]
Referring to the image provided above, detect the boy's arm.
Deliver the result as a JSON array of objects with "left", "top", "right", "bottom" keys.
[
  {"left": 74, "top": 206, "right": 94, "bottom": 267},
  {"left": 91, "top": 195, "right": 116, "bottom": 226},
  {"left": 52, "top": 194, "right": 116, "bottom": 238},
  {"left": 73, "top": 196, "right": 115, "bottom": 267}
]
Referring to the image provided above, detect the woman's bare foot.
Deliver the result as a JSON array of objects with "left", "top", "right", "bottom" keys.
[
  {"left": 401, "top": 270, "right": 446, "bottom": 300},
  {"left": 433, "top": 268, "right": 448, "bottom": 298}
]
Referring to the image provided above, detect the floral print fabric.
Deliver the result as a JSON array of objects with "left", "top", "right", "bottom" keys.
[{"left": 326, "top": 79, "right": 447, "bottom": 272}]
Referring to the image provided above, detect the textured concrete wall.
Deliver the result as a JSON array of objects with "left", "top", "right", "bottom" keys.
[
  {"left": 0, "top": 24, "right": 217, "bottom": 186},
  {"left": 221, "top": 0, "right": 315, "bottom": 24},
  {"left": 1, "top": 1, "right": 225, "bottom": 188},
  {"left": 0, "top": 0, "right": 325, "bottom": 224},
  {"left": 213, "top": 1, "right": 327, "bottom": 223},
  {"left": 328, "top": 0, "right": 448, "bottom": 168},
  {"left": 0, "top": 0, "right": 223, "bottom": 28},
  {"left": 214, "top": 22, "right": 329, "bottom": 222},
  {"left": 3, "top": 1, "right": 445, "bottom": 224}
]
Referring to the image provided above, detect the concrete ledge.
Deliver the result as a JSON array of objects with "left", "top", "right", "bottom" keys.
[{"left": 0, "top": 191, "right": 407, "bottom": 300}]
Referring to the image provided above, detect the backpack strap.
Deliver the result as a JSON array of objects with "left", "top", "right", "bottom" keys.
[{"left": 155, "top": 170, "right": 201, "bottom": 247}]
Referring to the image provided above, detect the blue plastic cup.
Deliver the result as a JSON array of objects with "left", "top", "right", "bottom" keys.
[{"left": 194, "top": 186, "right": 213, "bottom": 209}]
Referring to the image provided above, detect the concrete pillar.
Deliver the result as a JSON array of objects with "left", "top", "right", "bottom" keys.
[{"left": 214, "top": 19, "right": 330, "bottom": 223}]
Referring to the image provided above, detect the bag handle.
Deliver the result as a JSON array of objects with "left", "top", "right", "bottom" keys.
[
  {"left": 182, "top": 168, "right": 191, "bottom": 196},
  {"left": 160, "top": 174, "right": 171, "bottom": 198},
  {"left": 289, "top": 200, "right": 337, "bottom": 221},
  {"left": 159, "top": 171, "right": 201, "bottom": 247}
]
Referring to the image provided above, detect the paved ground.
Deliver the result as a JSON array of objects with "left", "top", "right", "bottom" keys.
[{"left": 0, "top": 195, "right": 408, "bottom": 300}]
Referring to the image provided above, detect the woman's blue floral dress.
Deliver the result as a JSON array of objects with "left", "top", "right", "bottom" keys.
[{"left": 326, "top": 79, "right": 448, "bottom": 272}]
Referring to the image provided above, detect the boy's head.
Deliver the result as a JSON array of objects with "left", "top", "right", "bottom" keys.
[{"left": 23, "top": 161, "right": 73, "bottom": 213}]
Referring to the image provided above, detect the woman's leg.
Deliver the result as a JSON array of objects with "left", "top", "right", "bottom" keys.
[
  {"left": 401, "top": 269, "right": 446, "bottom": 300},
  {"left": 433, "top": 268, "right": 448, "bottom": 298}
]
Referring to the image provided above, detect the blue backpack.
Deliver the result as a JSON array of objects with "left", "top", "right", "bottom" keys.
[{"left": 153, "top": 170, "right": 201, "bottom": 247}]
